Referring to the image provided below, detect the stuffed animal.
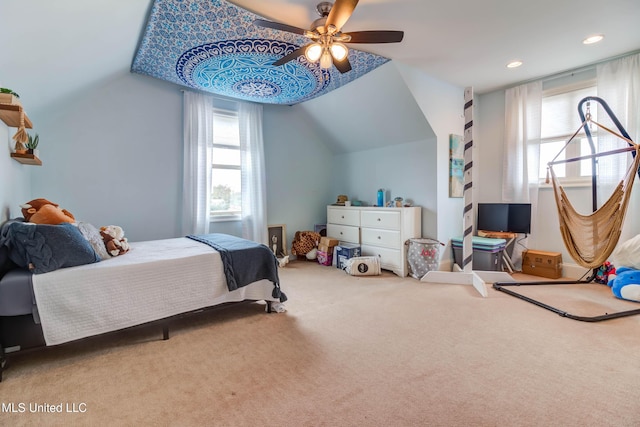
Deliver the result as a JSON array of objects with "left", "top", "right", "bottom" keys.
[
  {"left": 291, "top": 231, "right": 321, "bottom": 257},
  {"left": 100, "top": 225, "right": 130, "bottom": 257},
  {"left": 595, "top": 261, "right": 616, "bottom": 285},
  {"left": 21, "top": 198, "right": 75, "bottom": 225},
  {"left": 608, "top": 266, "right": 640, "bottom": 303}
]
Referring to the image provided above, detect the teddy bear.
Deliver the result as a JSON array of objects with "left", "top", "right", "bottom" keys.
[
  {"left": 20, "top": 198, "right": 75, "bottom": 225},
  {"left": 100, "top": 225, "right": 130, "bottom": 257},
  {"left": 608, "top": 266, "right": 640, "bottom": 303}
]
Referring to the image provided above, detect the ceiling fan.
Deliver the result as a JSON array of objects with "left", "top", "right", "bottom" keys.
[{"left": 254, "top": 0, "right": 404, "bottom": 73}]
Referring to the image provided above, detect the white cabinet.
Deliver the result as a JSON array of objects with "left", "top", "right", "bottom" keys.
[{"left": 326, "top": 206, "right": 422, "bottom": 277}]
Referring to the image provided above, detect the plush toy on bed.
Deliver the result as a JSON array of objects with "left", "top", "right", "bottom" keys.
[
  {"left": 607, "top": 267, "right": 640, "bottom": 303},
  {"left": 21, "top": 198, "right": 75, "bottom": 225},
  {"left": 100, "top": 225, "right": 130, "bottom": 257}
]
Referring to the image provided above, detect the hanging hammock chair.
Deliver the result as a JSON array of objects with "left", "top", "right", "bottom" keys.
[
  {"left": 548, "top": 122, "right": 640, "bottom": 269},
  {"left": 494, "top": 96, "right": 640, "bottom": 322}
]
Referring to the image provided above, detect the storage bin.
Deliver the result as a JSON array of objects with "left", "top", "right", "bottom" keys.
[
  {"left": 407, "top": 238, "right": 441, "bottom": 279},
  {"left": 453, "top": 247, "right": 503, "bottom": 271},
  {"left": 451, "top": 236, "right": 506, "bottom": 272}
]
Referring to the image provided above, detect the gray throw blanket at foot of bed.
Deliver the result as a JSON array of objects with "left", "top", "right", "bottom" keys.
[{"left": 187, "top": 233, "right": 287, "bottom": 302}]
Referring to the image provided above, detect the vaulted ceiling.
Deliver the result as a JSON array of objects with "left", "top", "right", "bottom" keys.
[{"left": 1, "top": 0, "right": 639, "bottom": 112}]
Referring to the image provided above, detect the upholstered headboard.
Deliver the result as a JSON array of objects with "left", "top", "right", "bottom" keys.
[{"left": 0, "top": 219, "right": 21, "bottom": 279}]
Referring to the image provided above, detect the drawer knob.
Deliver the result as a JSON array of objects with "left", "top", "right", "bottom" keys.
[
  {"left": 341, "top": 215, "right": 345, "bottom": 219},
  {"left": 377, "top": 218, "right": 381, "bottom": 221},
  {"left": 340, "top": 232, "right": 343, "bottom": 235},
  {"left": 377, "top": 236, "right": 381, "bottom": 239}
]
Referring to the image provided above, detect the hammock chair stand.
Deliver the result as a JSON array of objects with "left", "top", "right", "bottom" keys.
[{"left": 494, "top": 96, "right": 640, "bottom": 322}]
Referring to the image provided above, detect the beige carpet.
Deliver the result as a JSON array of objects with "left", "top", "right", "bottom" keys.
[{"left": 1, "top": 261, "right": 640, "bottom": 426}]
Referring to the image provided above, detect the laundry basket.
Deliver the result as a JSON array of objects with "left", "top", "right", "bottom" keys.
[{"left": 406, "top": 238, "right": 442, "bottom": 279}]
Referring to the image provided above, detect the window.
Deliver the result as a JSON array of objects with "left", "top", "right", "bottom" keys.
[
  {"left": 539, "top": 81, "right": 597, "bottom": 182},
  {"left": 211, "top": 109, "right": 241, "bottom": 218}
]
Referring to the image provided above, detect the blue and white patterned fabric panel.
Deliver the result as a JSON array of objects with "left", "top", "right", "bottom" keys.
[{"left": 131, "top": 0, "right": 390, "bottom": 105}]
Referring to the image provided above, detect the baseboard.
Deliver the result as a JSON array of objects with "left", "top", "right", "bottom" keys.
[{"left": 562, "top": 263, "right": 595, "bottom": 280}]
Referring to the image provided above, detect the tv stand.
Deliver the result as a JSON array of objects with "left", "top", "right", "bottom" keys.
[{"left": 477, "top": 230, "right": 517, "bottom": 273}]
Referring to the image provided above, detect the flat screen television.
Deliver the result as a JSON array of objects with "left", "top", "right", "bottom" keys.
[{"left": 477, "top": 203, "right": 531, "bottom": 234}]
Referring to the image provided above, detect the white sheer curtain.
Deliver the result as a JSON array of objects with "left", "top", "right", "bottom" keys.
[
  {"left": 238, "top": 101, "right": 268, "bottom": 245},
  {"left": 597, "top": 53, "right": 640, "bottom": 240},
  {"left": 182, "top": 91, "right": 214, "bottom": 236},
  {"left": 502, "top": 81, "right": 542, "bottom": 267}
]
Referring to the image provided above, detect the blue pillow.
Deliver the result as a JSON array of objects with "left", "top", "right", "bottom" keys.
[{"left": 3, "top": 222, "right": 100, "bottom": 274}]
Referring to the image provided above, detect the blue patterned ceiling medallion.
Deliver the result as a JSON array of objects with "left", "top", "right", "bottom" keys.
[
  {"left": 132, "top": 0, "right": 390, "bottom": 105},
  {"left": 176, "top": 39, "right": 329, "bottom": 104}
]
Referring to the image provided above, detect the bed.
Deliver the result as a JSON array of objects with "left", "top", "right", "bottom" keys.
[{"left": 0, "top": 219, "right": 286, "bottom": 381}]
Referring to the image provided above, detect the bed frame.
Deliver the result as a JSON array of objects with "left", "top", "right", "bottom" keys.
[
  {"left": 0, "top": 231, "right": 285, "bottom": 381},
  {"left": 0, "top": 297, "right": 274, "bottom": 382}
]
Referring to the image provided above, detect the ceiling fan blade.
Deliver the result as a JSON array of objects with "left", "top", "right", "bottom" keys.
[
  {"left": 253, "top": 18, "right": 307, "bottom": 36},
  {"left": 346, "top": 30, "right": 404, "bottom": 44},
  {"left": 273, "top": 45, "right": 308, "bottom": 66},
  {"left": 326, "top": 0, "right": 359, "bottom": 31},
  {"left": 333, "top": 56, "right": 352, "bottom": 74}
]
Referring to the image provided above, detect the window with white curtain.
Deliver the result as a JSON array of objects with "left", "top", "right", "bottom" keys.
[
  {"left": 211, "top": 109, "right": 241, "bottom": 219},
  {"left": 538, "top": 80, "right": 597, "bottom": 182}
]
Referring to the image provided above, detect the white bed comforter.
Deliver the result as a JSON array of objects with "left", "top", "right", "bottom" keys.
[{"left": 32, "top": 237, "right": 276, "bottom": 346}]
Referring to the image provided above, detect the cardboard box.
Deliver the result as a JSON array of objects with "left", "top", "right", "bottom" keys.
[
  {"left": 522, "top": 250, "right": 562, "bottom": 279},
  {"left": 317, "top": 244, "right": 330, "bottom": 253},
  {"left": 317, "top": 250, "right": 332, "bottom": 266},
  {"left": 320, "top": 236, "right": 339, "bottom": 247},
  {"left": 335, "top": 243, "right": 361, "bottom": 270}
]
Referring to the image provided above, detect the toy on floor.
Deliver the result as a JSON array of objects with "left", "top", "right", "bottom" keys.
[
  {"left": 608, "top": 266, "right": 640, "bottom": 303},
  {"left": 594, "top": 261, "right": 616, "bottom": 285}
]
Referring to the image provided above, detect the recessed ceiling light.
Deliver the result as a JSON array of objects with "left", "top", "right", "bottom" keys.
[
  {"left": 583, "top": 34, "right": 604, "bottom": 45},
  {"left": 506, "top": 60, "right": 523, "bottom": 69}
]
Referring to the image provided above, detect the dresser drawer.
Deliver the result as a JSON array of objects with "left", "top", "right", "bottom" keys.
[
  {"left": 328, "top": 208, "right": 360, "bottom": 226},
  {"left": 361, "top": 245, "right": 402, "bottom": 269},
  {"left": 361, "top": 228, "right": 401, "bottom": 249},
  {"left": 360, "top": 210, "right": 401, "bottom": 230},
  {"left": 327, "top": 224, "right": 360, "bottom": 244}
]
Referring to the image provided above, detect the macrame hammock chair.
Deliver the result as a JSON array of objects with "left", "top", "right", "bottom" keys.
[
  {"left": 548, "top": 116, "right": 640, "bottom": 269},
  {"left": 494, "top": 96, "right": 640, "bottom": 322}
]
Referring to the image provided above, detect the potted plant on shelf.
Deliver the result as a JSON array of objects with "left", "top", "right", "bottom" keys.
[
  {"left": 0, "top": 87, "right": 20, "bottom": 105},
  {"left": 26, "top": 133, "right": 39, "bottom": 156}
]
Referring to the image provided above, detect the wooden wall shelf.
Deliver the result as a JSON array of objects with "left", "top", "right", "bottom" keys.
[
  {"left": 11, "top": 153, "right": 42, "bottom": 165},
  {"left": 0, "top": 104, "right": 33, "bottom": 128}
]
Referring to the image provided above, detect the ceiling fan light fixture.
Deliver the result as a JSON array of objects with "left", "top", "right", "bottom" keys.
[
  {"left": 320, "top": 49, "right": 333, "bottom": 69},
  {"left": 330, "top": 42, "right": 348, "bottom": 61},
  {"left": 305, "top": 43, "right": 323, "bottom": 62}
]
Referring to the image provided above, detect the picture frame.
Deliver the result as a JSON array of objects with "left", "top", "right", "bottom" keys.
[
  {"left": 268, "top": 224, "right": 287, "bottom": 257},
  {"left": 449, "top": 134, "right": 464, "bottom": 198}
]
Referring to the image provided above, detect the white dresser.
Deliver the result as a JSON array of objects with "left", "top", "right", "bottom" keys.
[{"left": 327, "top": 205, "right": 422, "bottom": 277}]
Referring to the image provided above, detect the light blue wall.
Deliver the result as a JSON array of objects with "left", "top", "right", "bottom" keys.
[
  {"left": 262, "top": 104, "right": 334, "bottom": 248},
  {"left": 476, "top": 65, "right": 640, "bottom": 274},
  {"left": 1, "top": 122, "right": 31, "bottom": 221},
  {"left": 3, "top": 71, "right": 339, "bottom": 249},
  {"left": 1, "top": 59, "right": 457, "bottom": 261},
  {"left": 29, "top": 72, "right": 183, "bottom": 242}
]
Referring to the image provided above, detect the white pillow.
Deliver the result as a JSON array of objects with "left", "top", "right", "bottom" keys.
[
  {"left": 77, "top": 222, "right": 111, "bottom": 260},
  {"left": 610, "top": 234, "right": 640, "bottom": 269}
]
